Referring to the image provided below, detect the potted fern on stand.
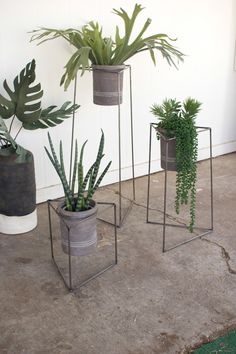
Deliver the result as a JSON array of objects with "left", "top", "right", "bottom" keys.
[
  {"left": 31, "top": 3, "right": 184, "bottom": 106},
  {"left": 150, "top": 98, "right": 202, "bottom": 232},
  {"left": 45, "top": 130, "right": 111, "bottom": 256},
  {"left": 0, "top": 59, "right": 78, "bottom": 234}
]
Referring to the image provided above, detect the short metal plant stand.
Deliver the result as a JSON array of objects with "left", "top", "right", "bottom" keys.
[
  {"left": 48, "top": 200, "right": 118, "bottom": 291},
  {"left": 146, "top": 124, "right": 214, "bottom": 252}
]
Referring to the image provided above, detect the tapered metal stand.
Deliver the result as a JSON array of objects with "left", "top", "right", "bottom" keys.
[
  {"left": 146, "top": 124, "right": 213, "bottom": 252},
  {"left": 48, "top": 200, "right": 118, "bottom": 291},
  {"left": 97, "top": 65, "right": 136, "bottom": 227}
]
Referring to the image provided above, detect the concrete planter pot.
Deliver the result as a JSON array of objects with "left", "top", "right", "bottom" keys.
[
  {"left": 92, "top": 64, "right": 125, "bottom": 106},
  {"left": 58, "top": 200, "right": 98, "bottom": 256},
  {"left": 159, "top": 128, "right": 177, "bottom": 171},
  {"left": 0, "top": 146, "right": 37, "bottom": 234}
]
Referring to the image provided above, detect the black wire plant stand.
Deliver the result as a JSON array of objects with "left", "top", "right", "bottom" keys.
[
  {"left": 48, "top": 200, "right": 118, "bottom": 291},
  {"left": 146, "top": 124, "right": 214, "bottom": 252},
  {"left": 73, "top": 65, "right": 136, "bottom": 227}
]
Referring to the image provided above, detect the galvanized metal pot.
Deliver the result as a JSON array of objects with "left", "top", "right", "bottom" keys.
[
  {"left": 0, "top": 146, "right": 37, "bottom": 234},
  {"left": 92, "top": 65, "right": 125, "bottom": 106},
  {"left": 58, "top": 200, "right": 98, "bottom": 256}
]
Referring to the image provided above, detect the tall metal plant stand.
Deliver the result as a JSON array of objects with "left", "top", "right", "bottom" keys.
[
  {"left": 48, "top": 200, "right": 118, "bottom": 291},
  {"left": 146, "top": 124, "right": 214, "bottom": 252},
  {"left": 95, "top": 65, "right": 136, "bottom": 227}
]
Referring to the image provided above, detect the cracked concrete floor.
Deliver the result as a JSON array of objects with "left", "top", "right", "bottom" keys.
[{"left": 0, "top": 153, "right": 236, "bottom": 354}]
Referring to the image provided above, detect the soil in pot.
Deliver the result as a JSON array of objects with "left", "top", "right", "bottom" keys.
[{"left": 58, "top": 200, "right": 98, "bottom": 256}]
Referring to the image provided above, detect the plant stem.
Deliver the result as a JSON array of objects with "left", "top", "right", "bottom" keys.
[
  {"left": 14, "top": 125, "right": 23, "bottom": 140},
  {"left": 9, "top": 115, "right": 16, "bottom": 134}
]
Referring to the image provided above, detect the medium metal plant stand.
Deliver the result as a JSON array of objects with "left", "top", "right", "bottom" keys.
[
  {"left": 146, "top": 124, "right": 214, "bottom": 252},
  {"left": 48, "top": 200, "right": 118, "bottom": 291},
  {"left": 94, "top": 65, "right": 136, "bottom": 227}
]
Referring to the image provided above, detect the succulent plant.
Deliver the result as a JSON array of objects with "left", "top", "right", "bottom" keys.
[{"left": 45, "top": 130, "right": 111, "bottom": 211}]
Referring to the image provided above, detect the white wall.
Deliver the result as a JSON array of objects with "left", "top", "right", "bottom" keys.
[{"left": 1, "top": 0, "right": 236, "bottom": 202}]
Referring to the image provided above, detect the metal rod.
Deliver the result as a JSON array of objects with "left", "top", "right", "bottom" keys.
[
  {"left": 117, "top": 71, "right": 122, "bottom": 226},
  {"left": 164, "top": 230, "right": 213, "bottom": 252},
  {"left": 146, "top": 124, "right": 152, "bottom": 223},
  {"left": 114, "top": 203, "right": 118, "bottom": 264},
  {"left": 69, "top": 74, "right": 78, "bottom": 186},
  {"left": 209, "top": 128, "right": 214, "bottom": 230},
  {"left": 162, "top": 140, "right": 169, "bottom": 253},
  {"left": 129, "top": 65, "right": 136, "bottom": 200},
  {"left": 47, "top": 201, "right": 54, "bottom": 260},
  {"left": 73, "top": 263, "right": 116, "bottom": 290},
  {"left": 67, "top": 225, "right": 73, "bottom": 291}
]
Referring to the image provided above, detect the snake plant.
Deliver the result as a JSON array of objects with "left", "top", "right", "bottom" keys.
[
  {"left": 45, "top": 130, "right": 111, "bottom": 212},
  {"left": 0, "top": 59, "right": 79, "bottom": 161},
  {"left": 31, "top": 3, "right": 184, "bottom": 90}
]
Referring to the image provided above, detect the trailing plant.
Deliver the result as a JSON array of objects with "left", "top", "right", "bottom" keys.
[
  {"left": 150, "top": 98, "right": 202, "bottom": 232},
  {"left": 0, "top": 59, "right": 79, "bottom": 161},
  {"left": 45, "top": 130, "right": 112, "bottom": 212},
  {"left": 30, "top": 3, "right": 184, "bottom": 90}
]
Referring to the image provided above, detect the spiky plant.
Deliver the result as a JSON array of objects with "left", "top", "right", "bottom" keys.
[
  {"left": 30, "top": 3, "right": 184, "bottom": 90},
  {"left": 45, "top": 130, "right": 111, "bottom": 212},
  {"left": 151, "top": 98, "right": 202, "bottom": 232},
  {"left": 0, "top": 59, "right": 79, "bottom": 161}
]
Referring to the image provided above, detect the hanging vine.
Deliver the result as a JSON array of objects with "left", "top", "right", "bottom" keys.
[{"left": 151, "top": 98, "right": 201, "bottom": 232}]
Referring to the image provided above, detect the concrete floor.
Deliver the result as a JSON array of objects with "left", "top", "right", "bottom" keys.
[{"left": 0, "top": 153, "right": 236, "bottom": 354}]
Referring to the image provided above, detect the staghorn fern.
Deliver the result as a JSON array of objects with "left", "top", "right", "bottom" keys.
[
  {"left": 0, "top": 59, "right": 79, "bottom": 159},
  {"left": 30, "top": 3, "right": 184, "bottom": 90},
  {"left": 45, "top": 130, "right": 112, "bottom": 212}
]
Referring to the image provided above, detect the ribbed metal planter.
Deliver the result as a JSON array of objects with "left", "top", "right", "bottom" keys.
[
  {"left": 58, "top": 200, "right": 98, "bottom": 256},
  {"left": 159, "top": 129, "right": 177, "bottom": 171},
  {"left": 92, "top": 65, "right": 125, "bottom": 106},
  {"left": 0, "top": 146, "right": 37, "bottom": 234}
]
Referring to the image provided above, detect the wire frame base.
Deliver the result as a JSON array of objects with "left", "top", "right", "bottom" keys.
[
  {"left": 48, "top": 200, "right": 118, "bottom": 291},
  {"left": 146, "top": 124, "right": 214, "bottom": 252}
]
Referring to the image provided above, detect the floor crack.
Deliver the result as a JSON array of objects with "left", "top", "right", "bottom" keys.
[
  {"left": 102, "top": 186, "right": 188, "bottom": 227},
  {"left": 202, "top": 238, "right": 236, "bottom": 275}
]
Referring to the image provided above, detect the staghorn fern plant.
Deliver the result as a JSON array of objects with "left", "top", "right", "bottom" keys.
[
  {"left": 30, "top": 3, "right": 184, "bottom": 90},
  {"left": 0, "top": 59, "right": 79, "bottom": 161},
  {"left": 151, "top": 98, "right": 202, "bottom": 232},
  {"left": 45, "top": 130, "right": 111, "bottom": 212}
]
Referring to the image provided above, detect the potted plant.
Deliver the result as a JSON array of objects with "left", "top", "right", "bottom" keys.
[
  {"left": 30, "top": 3, "right": 184, "bottom": 105},
  {"left": 45, "top": 130, "right": 111, "bottom": 256},
  {"left": 150, "top": 98, "right": 202, "bottom": 232},
  {"left": 0, "top": 59, "right": 79, "bottom": 234}
]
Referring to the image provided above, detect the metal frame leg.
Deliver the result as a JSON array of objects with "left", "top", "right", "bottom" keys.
[
  {"left": 146, "top": 124, "right": 214, "bottom": 252},
  {"left": 98, "top": 65, "right": 135, "bottom": 228},
  {"left": 48, "top": 200, "right": 118, "bottom": 292}
]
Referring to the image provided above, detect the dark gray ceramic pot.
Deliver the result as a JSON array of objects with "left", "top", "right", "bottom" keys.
[
  {"left": 58, "top": 200, "right": 98, "bottom": 256},
  {"left": 92, "top": 64, "right": 126, "bottom": 106},
  {"left": 0, "top": 146, "right": 36, "bottom": 216},
  {"left": 159, "top": 129, "right": 177, "bottom": 171}
]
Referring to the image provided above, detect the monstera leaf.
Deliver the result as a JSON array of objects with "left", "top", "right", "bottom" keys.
[
  {"left": 0, "top": 59, "right": 79, "bottom": 129},
  {"left": 22, "top": 101, "right": 80, "bottom": 130},
  {"left": 0, "top": 59, "right": 43, "bottom": 122}
]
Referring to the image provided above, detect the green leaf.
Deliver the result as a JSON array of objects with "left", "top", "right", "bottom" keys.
[
  {"left": 0, "top": 59, "right": 43, "bottom": 123},
  {"left": 22, "top": 102, "right": 80, "bottom": 130}
]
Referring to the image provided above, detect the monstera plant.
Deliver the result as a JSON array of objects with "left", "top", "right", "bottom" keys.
[
  {"left": 0, "top": 59, "right": 79, "bottom": 235},
  {"left": 31, "top": 3, "right": 184, "bottom": 105}
]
